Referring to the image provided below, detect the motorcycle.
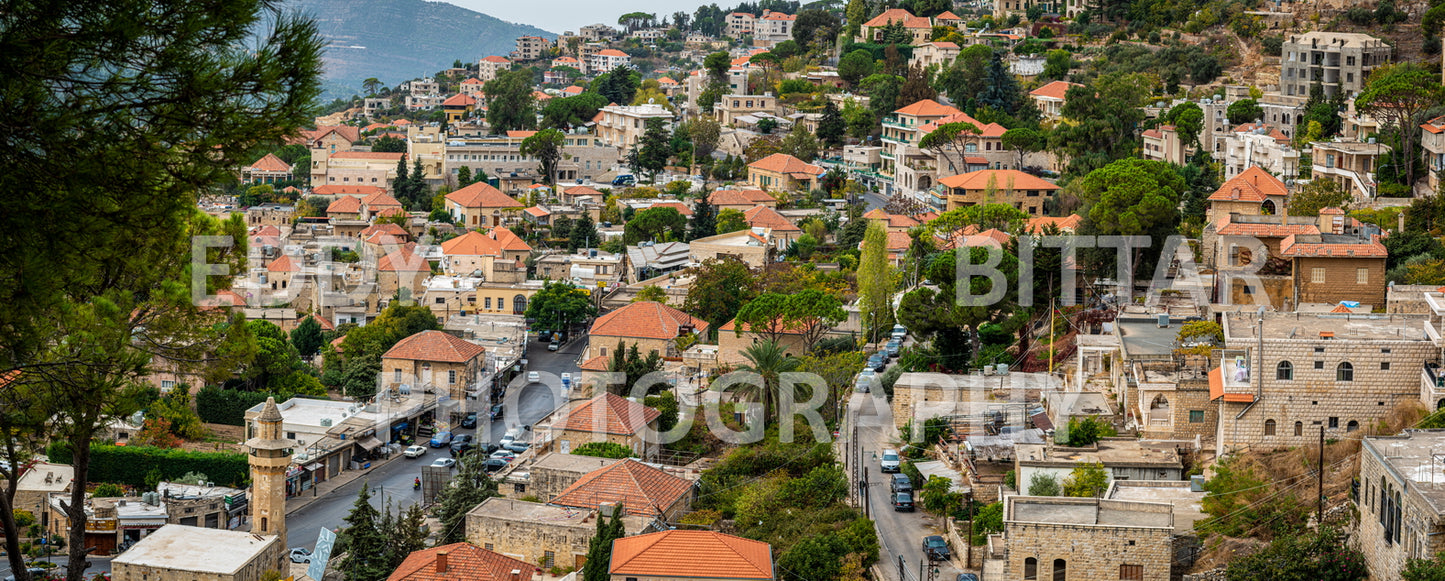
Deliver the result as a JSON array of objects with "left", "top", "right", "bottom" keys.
[{"left": 413, "top": 478, "right": 421, "bottom": 491}]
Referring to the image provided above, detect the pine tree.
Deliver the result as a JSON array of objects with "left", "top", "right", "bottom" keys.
[
  {"left": 290, "top": 316, "right": 323, "bottom": 359},
  {"left": 856, "top": 221, "right": 895, "bottom": 344},
  {"left": 393, "top": 156, "right": 411, "bottom": 202},
  {"left": 386, "top": 503, "right": 429, "bottom": 569},
  {"left": 433, "top": 451, "right": 499, "bottom": 544},
  {"left": 457, "top": 166, "right": 472, "bottom": 187},
  {"left": 339, "top": 485, "right": 389, "bottom": 581},
  {"left": 569, "top": 214, "right": 598, "bottom": 252},
  {"left": 581, "top": 504, "right": 627, "bottom": 581},
  {"left": 689, "top": 195, "right": 717, "bottom": 240},
  {"left": 978, "top": 52, "right": 1020, "bottom": 114},
  {"left": 817, "top": 100, "right": 845, "bottom": 150},
  {"left": 409, "top": 157, "right": 427, "bottom": 210}
]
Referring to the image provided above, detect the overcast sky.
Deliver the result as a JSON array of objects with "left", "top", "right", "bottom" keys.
[{"left": 445, "top": 0, "right": 711, "bottom": 34}]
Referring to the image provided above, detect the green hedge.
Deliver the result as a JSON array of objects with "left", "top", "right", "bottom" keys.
[
  {"left": 47, "top": 443, "right": 249, "bottom": 488},
  {"left": 841, "top": 42, "right": 914, "bottom": 62},
  {"left": 196, "top": 386, "right": 273, "bottom": 426}
]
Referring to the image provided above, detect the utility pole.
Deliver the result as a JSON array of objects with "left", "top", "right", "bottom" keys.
[
  {"left": 1318, "top": 424, "right": 1325, "bottom": 525},
  {"left": 966, "top": 491, "right": 974, "bottom": 567},
  {"left": 898, "top": 556, "right": 905, "bottom": 581}
]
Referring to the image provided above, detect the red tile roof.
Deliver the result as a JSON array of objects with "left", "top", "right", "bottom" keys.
[
  {"left": 708, "top": 189, "right": 775, "bottom": 206},
  {"left": 490, "top": 226, "right": 531, "bottom": 251},
  {"left": 1029, "top": 80, "right": 1081, "bottom": 101},
  {"left": 305, "top": 125, "right": 362, "bottom": 144},
  {"left": 331, "top": 151, "right": 406, "bottom": 161},
  {"left": 248, "top": 153, "right": 292, "bottom": 172},
  {"left": 563, "top": 185, "right": 604, "bottom": 199},
  {"left": 443, "top": 93, "right": 477, "bottom": 107},
  {"left": 377, "top": 247, "right": 430, "bottom": 272},
  {"left": 386, "top": 542, "right": 533, "bottom": 581},
  {"left": 743, "top": 205, "right": 800, "bottom": 232},
  {"left": 597, "top": 49, "right": 629, "bottom": 57},
  {"left": 611, "top": 530, "right": 772, "bottom": 580},
  {"left": 551, "top": 459, "right": 692, "bottom": 518},
  {"left": 580, "top": 355, "right": 611, "bottom": 371},
  {"left": 935, "top": 10, "right": 962, "bottom": 19},
  {"left": 917, "top": 112, "right": 1007, "bottom": 137},
  {"left": 649, "top": 201, "right": 693, "bottom": 216},
  {"left": 1025, "top": 214, "right": 1082, "bottom": 233},
  {"left": 506, "top": 130, "right": 537, "bottom": 139},
  {"left": 327, "top": 196, "right": 363, "bottom": 214},
  {"left": 558, "top": 392, "right": 662, "bottom": 436},
  {"left": 314, "top": 185, "right": 386, "bottom": 197},
  {"left": 360, "top": 223, "right": 409, "bottom": 240},
  {"left": 460, "top": 77, "right": 483, "bottom": 85},
  {"left": 480, "top": 55, "right": 510, "bottom": 63},
  {"left": 1330, "top": 303, "right": 1353, "bottom": 313},
  {"left": 939, "top": 169, "right": 1060, "bottom": 191},
  {"left": 1422, "top": 115, "right": 1445, "bottom": 134},
  {"left": 863, "top": 8, "right": 931, "bottom": 28},
  {"left": 1279, "top": 234, "right": 1388, "bottom": 258},
  {"left": 893, "top": 99, "right": 962, "bottom": 118},
  {"left": 1232, "top": 122, "right": 1289, "bottom": 143},
  {"left": 1208, "top": 167, "right": 1287, "bottom": 202},
  {"left": 440, "top": 230, "right": 504, "bottom": 257},
  {"left": 747, "top": 153, "right": 823, "bottom": 176},
  {"left": 1215, "top": 216, "right": 1319, "bottom": 238},
  {"left": 590, "top": 301, "right": 708, "bottom": 340},
  {"left": 267, "top": 255, "right": 298, "bottom": 272},
  {"left": 446, "top": 182, "right": 524, "bottom": 209},
  {"left": 362, "top": 191, "right": 403, "bottom": 208},
  {"left": 382, "top": 330, "right": 486, "bottom": 363}
]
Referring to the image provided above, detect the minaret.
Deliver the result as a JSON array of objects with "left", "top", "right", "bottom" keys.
[{"left": 245, "top": 397, "right": 293, "bottom": 551}]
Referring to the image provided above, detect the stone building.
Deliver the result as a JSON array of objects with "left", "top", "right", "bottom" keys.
[
  {"left": 1014, "top": 439, "right": 1184, "bottom": 492},
  {"left": 596, "top": 103, "right": 672, "bottom": 150},
  {"left": 380, "top": 330, "right": 486, "bottom": 402},
  {"left": 1357, "top": 429, "right": 1445, "bottom": 581},
  {"left": 931, "top": 169, "right": 1060, "bottom": 214},
  {"left": 110, "top": 524, "right": 286, "bottom": 581},
  {"left": 584, "top": 301, "right": 707, "bottom": 361},
  {"left": 1280, "top": 31, "right": 1391, "bottom": 98},
  {"left": 889, "top": 371, "right": 1062, "bottom": 434},
  {"left": 688, "top": 229, "right": 776, "bottom": 267},
  {"left": 445, "top": 182, "right": 525, "bottom": 229},
  {"left": 747, "top": 153, "right": 824, "bottom": 192},
  {"left": 551, "top": 393, "right": 662, "bottom": 459},
  {"left": 1312, "top": 139, "right": 1392, "bottom": 200},
  {"left": 500, "top": 453, "right": 621, "bottom": 500},
  {"left": 1213, "top": 311, "right": 1436, "bottom": 453},
  {"left": 1129, "top": 364, "right": 1218, "bottom": 441},
  {"left": 15, "top": 462, "right": 72, "bottom": 523},
  {"left": 466, "top": 498, "right": 654, "bottom": 569},
  {"left": 549, "top": 459, "right": 694, "bottom": 521},
  {"left": 997, "top": 496, "right": 1179, "bottom": 581}
]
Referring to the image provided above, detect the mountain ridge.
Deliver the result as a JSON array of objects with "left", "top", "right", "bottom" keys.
[{"left": 284, "top": 0, "right": 554, "bottom": 88}]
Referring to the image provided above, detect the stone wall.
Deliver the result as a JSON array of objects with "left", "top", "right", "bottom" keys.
[
  {"left": 466, "top": 510, "right": 594, "bottom": 568},
  {"left": 1357, "top": 437, "right": 1445, "bottom": 581},
  {"left": 1295, "top": 256, "right": 1387, "bottom": 307},
  {"left": 1219, "top": 335, "right": 1434, "bottom": 450},
  {"left": 1138, "top": 378, "right": 1217, "bottom": 441},
  {"left": 1004, "top": 519, "right": 1174, "bottom": 581}
]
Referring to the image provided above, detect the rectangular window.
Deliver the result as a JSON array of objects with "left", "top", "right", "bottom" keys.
[
  {"left": 448, "top": 370, "right": 457, "bottom": 384},
  {"left": 1315, "top": 361, "right": 1324, "bottom": 369},
  {"left": 1357, "top": 267, "right": 1369, "bottom": 284},
  {"left": 1381, "top": 362, "right": 1391, "bottom": 370},
  {"left": 485, "top": 297, "right": 492, "bottom": 309},
  {"left": 1329, "top": 417, "right": 1339, "bottom": 428},
  {"left": 435, "top": 297, "right": 445, "bottom": 304},
  {"left": 394, "top": 369, "right": 402, "bottom": 382},
  {"left": 1312, "top": 267, "right": 1326, "bottom": 283},
  {"left": 161, "top": 380, "right": 175, "bottom": 391},
  {"left": 1189, "top": 410, "right": 1205, "bottom": 423},
  {"left": 484, "top": 543, "right": 493, "bottom": 551},
  {"left": 1120, "top": 565, "right": 1144, "bottom": 581}
]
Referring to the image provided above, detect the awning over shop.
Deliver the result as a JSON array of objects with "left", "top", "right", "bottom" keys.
[
  {"left": 305, "top": 463, "right": 323, "bottom": 472},
  {"left": 357, "top": 436, "right": 384, "bottom": 451}
]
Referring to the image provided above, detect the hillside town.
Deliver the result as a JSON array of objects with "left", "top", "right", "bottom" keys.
[{"left": 10, "top": 1, "right": 1445, "bottom": 581}]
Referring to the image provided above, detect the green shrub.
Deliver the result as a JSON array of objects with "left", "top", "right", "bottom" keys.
[
  {"left": 195, "top": 386, "right": 272, "bottom": 426},
  {"left": 570, "top": 441, "right": 633, "bottom": 459},
  {"left": 48, "top": 443, "right": 247, "bottom": 488}
]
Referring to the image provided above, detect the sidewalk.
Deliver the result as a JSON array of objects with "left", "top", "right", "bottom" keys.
[{"left": 286, "top": 453, "right": 403, "bottom": 516}]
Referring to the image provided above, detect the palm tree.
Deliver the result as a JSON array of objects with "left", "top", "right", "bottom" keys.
[{"left": 734, "top": 340, "right": 801, "bottom": 423}]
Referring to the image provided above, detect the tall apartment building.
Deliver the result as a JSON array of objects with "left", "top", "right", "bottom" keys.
[
  {"left": 444, "top": 130, "right": 617, "bottom": 185},
  {"left": 725, "top": 12, "right": 756, "bottom": 37},
  {"left": 754, "top": 10, "right": 796, "bottom": 45},
  {"left": 513, "top": 36, "right": 549, "bottom": 61},
  {"left": 477, "top": 55, "right": 511, "bottom": 82},
  {"left": 596, "top": 103, "right": 673, "bottom": 150},
  {"left": 1280, "top": 31, "right": 1391, "bottom": 98}
]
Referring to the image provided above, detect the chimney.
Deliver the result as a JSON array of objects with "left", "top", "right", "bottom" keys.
[
  {"left": 436, "top": 550, "right": 449, "bottom": 573},
  {"left": 510, "top": 570, "right": 522, "bottom": 581}
]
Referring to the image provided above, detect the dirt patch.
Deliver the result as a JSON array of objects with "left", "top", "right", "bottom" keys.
[{"left": 177, "top": 423, "right": 246, "bottom": 453}]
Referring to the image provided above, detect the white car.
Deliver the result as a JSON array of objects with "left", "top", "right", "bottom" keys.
[
  {"left": 527, "top": 371, "right": 540, "bottom": 383},
  {"left": 403, "top": 445, "right": 426, "bottom": 458},
  {"left": 855, "top": 369, "right": 877, "bottom": 392},
  {"left": 431, "top": 458, "right": 457, "bottom": 468},
  {"left": 880, "top": 449, "right": 901, "bottom": 473},
  {"left": 490, "top": 449, "right": 516, "bottom": 462}
]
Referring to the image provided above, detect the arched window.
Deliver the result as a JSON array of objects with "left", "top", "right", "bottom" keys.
[
  {"left": 1347, "top": 420, "right": 1359, "bottom": 432},
  {"left": 1294, "top": 421, "right": 1303, "bottom": 436},
  {"left": 513, "top": 294, "right": 528, "bottom": 315},
  {"left": 1337, "top": 362, "right": 1354, "bottom": 382},
  {"left": 1024, "top": 559, "right": 1037, "bottom": 580},
  {"left": 1053, "top": 559, "right": 1067, "bottom": 581},
  {"left": 1264, "top": 419, "right": 1276, "bottom": 436},
  {"left": 1276, "top": 361, "right": 1293, "bottom": 380}
]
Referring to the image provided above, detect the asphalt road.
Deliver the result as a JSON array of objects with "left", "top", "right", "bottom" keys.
[
  {"left": 863, "top": 191, "right": 889, "bottom": 212},
  {"left": 852, "top": 391, "right": 968, "bottom": 581},
  {"left": 0, "top": 555, "right": 112, "bottom": 579},
  {"left": 285, "top": 335, "right": 584, "bottom": 551}
]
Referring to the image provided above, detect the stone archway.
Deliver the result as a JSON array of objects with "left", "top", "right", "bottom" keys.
[
  {"left": 1261, "top": 199, "right": 1277, "bottom": 215},
  {"left": 1148, "top": 394, "right": 1170, "bottom": 427}
]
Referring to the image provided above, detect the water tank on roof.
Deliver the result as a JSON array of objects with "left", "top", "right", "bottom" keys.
[
  {"left": 1157, "top": 314, "right": 1170, "bottom": 328},
  {"left": 996, "top": 364, "right": 1009, "bottom": 375},
  {"left": 320, "top": 418, "right": 333, "bottom": 427}
]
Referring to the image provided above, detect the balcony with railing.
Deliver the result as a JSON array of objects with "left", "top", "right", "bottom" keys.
[{"left": 1422, "top": 362, "right": 1445, "bottom": 411}]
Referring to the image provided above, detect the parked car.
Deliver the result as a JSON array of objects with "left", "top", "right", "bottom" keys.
[
  {"left": 855, "top": 369, "right": 876, "bottom": 393},
  {"left": 489, "top": 404, "right": 504, "bottom": 420},
  {"left": 449, "top": 434, "right": 474, "bottom": 454},
  {"left": 428, "top": 431, "right": 453, "bottom": 447},
  {"left": 431, "top": 457, "right": 457, "bottom": 468},
  {"left": 289, "top": 548, "right": 313, "bottom": 564},
  {"left": 890, "top": 473, "right": 912, "bottom": 494},
  {"left": 891, "top": 325, "right": 908, "bottom": 340},
  {"left": 460, "top": 412, "right": 478, "bottom": 429},
  {"left": 490, "top": 449, "right": 516, "bottom": 462},
  {"left": 527, "top": 371, "right": 540, "bottom": 383},
  {"left": 547, "top": 340, "right": 560, "bottom": 351},
  {"left": 499, "top": 425, "right": 530, "bottom": 447},
  {"left": 504, "top": 441, "right": 531, "bottom": 454},
  {"left": 612, "top": 174, "right": 636, "bottom": 186},
  {"left": 482, "top": 458, "right": 509, "bottom": 473},
  {"left": 476, "top": 442, "right": 501, "bottom": 456},
  {"left": 885, "top": 339, "right": 902, "bottom": 358},
  {"left": 923, "top": 535, "right": 950, "bottom": 561},
  {"left": 893, "top": 492, "right": 914, "bottom": 512},
  {"left": 867, "top": 353, "right": 887, "bottom": 372},
  {"left": 880, "top": 449, "right": 901, "bottom": 473},
  {"left": 538, "top": 330, "right": 552, "bottom": 342},
  {"left": 403, "top": 445, "right": 427, "bottom": 458}
]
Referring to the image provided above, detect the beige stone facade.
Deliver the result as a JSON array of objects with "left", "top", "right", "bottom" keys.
[
  {"left": 111, "top": 526, "right": 286, "bottom": 581},
  {"left": 501, "top": 453, "right": 621, "bottom": 500},
  {"left": 465, "top": 498, "right": 652, "bottom": 569},
  {"left": 1002, "top": 497, "right": 1177, "bottom": 581},
  {"left": 1357, "top": 430, "right": 1445, "bottom": 581}
]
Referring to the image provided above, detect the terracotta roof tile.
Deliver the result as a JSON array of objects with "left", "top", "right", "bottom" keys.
[
  {"left": 935, "top": 10, "right": 962, "bottom": 19},
  {"left": 480, "top": 55, "right": 510, "bottom": 63},
  {"left": 1208, "top": 167, "right": 1287, "bottom": 202},
  {"left": 648, "top": 201, "right": 693, "bottom": 216},
  {"left": 938, "top": 169, "right": 1060, "bottom": 191},
  {"left": 447, "top": 183, "right": 524, "bottom": 209},
  {"left": 506, "top": 130, "right": 537, "bottom": 139},
  {"left": 580, "top": 355, "right": 611, "bottom": 371},
  {"left": 597, "top": 49, "right": 629, "bottom": 57},
  {"left": 360, "top": 223, "right": 409, "bottom": 240},
  {"left": 558, "top": 392, "right": 662, "bottom": 436},
  {"left": 551, "top": 459, "right": 692, "bottom": 518},
  {"left": 708, "top": 189, "right": 774, "bottom": 206},
  {"left": 377, "top": 247, "right": 430, "bottom": 272},
  {"left": 490, "top": 227, "right": 532, "bottom": 251},
  {"left": 1279, "top": 234, "right": 1388, "bottom": 258},
  {"left": 248, "top": 153, "right": 292, "bottom": 172},
  {"left": 327, "top": 196, "right": 363, "bottom": 214},
  {"left": 742, "top": 206, "right": 800, "bottom": 231},
  {"left": 863, "top": 8, "right": 931, "bottom": 28},
  {"left": 440, "top": 230, "right": 503, "bottom": 257},
  {"left": 443, "top": 94, "right": 477, "bottom": 107},
  {"left": 362, "top": 192, "right": 403, "bottom": 208},
  {"left": 747, "top": 153, "right": 823, "bottom": 176},
  {"left": 1025, "top": 214, "right": 1082, "bottom": 233},
  {"left": 1215, "top": 216, "right": 1319, "bottom": 238},
  {"left": 610, "top": 531, "right": 772, "bottom": 580},
  {"left": 1029, "top": 80, "right": 1081, "bottom": 101},
  {"left": 460, "top": 78, "right": 483, "bottom": 85},
  {"left": 563, "top": 185, "right": 603, "bottom": 199},
  {"left": 590, "top": 301, "right": 708, "bottom": 340},
  {"left": 267, "top": 255, "right": 298, "bottom": 272},
  {"left": 1422, "top": 115, "right": 1445, "bottom": 134},
  {"left": 386, "top": 542, "right": 533, "bottom": 581},
  {"left": 893, "top": 99, "right": 962, "bottom": 118},
  {"left": 382, "top": 330, "right": 485, "bottom": 363}
]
